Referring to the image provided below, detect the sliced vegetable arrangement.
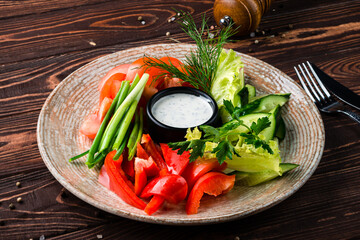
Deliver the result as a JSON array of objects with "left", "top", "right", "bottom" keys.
[{"left": 70, "top": 11, "right": 298, "bottom": 215}]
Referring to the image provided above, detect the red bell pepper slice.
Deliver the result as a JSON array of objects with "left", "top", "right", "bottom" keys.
[
  {"left": 144, "top": 195, "right": 165, "bottom": 215},
  {"left": 182, "top": 158, "right": 227, "bottom": 189},
  {"left": 141, "top": 134, "right": 167, "bottom": 171},
  {"left": 134, "top": 157, "right": 160, "bottom": 196},
  {"left": 141, "top": 174, "right": 188, "bottom": 204},
  {"left": 122, "top": 157, "right": 135, "bottom": 179},
  {"left": 104, "top": 151, "right": 146, "bottom": 210},
  {"left": 136, "top": 143, "right": 149, "bottom": 159},
  {"left": 160, "top": 143, "right": 189, "bottom": 175},
  {"left": 186, "top": 172, "right": 235, "bottom": 215}
]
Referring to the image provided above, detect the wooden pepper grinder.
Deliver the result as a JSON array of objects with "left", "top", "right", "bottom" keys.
[{"left": 214, "top": 0, "right": 274, "bottom": 36}]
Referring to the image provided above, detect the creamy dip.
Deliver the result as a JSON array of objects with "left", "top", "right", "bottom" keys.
[{"left": 151, "top": 93, "right": 213, "bottom": 128}]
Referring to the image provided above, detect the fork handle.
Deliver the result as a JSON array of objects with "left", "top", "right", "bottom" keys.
[{"left": 337, "top": 109, "right": 360, "bottom": 124}]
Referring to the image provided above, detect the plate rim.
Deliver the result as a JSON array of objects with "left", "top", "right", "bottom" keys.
[{"left": 37, "top": 43, "right": 325, "bottom": 225}]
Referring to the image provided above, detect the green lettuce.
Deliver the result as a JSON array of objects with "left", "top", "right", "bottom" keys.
[
  {"left": 225, "top": 139, "right": 281, "bottom": 174},
  {"left": 211, "top": 49, "right": 244, "bottom": 122}
]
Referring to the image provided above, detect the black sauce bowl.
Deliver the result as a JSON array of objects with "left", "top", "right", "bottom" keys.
[{"left": 146, "top": 87, "right": 220, "bottom": 143}]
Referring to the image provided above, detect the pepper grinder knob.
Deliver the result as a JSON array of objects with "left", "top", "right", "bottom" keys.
[{"left": 219, "top": 15, "right": 233, "bottom": 27}]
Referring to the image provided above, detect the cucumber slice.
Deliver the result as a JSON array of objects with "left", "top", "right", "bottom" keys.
[
  {"left": 238, "top": 87, "right": 249, "bottom": 107},
  {"left": 234, "top": 94, "right": 290, "bottom": 117},
  {"left": 252, "top": 94, "right": 290, "bottom": 113},
  {"left": 275, "top": 117, "right": 286, "bottom": 140},
  {"left": 245, "top": 84, "right": 256, "bottom": 100},
  {"left": 225, "top": 108, "right": 278, "bottom": 142},
  {"left": 233, "top": 163, "right": 298, "bottom": 186}
]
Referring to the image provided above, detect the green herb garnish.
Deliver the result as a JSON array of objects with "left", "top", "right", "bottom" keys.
[
  {"left": 142, "top": 10, "right": 237, "bottom": 94},
  {"left": 168, "top": 100, "right": 273, "bottom": 164}
]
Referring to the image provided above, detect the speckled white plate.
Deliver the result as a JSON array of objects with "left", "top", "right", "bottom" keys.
[{"left": 37, "top": 43, "right": 325, "bottom": 225}]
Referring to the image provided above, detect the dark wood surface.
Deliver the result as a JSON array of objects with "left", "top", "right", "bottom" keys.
[{"left": 1, "top": 0, "right": 359, "bottom": 239}]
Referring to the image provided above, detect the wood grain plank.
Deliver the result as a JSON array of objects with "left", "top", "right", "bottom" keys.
[
  {"left": 1, "top": 0, "right": 358, "bottom": 65},
  {"left": 0, "top": 0, "right": 213, "bottom": 64},
  {"left": 0, "top": 0, "right": 115, "bottom": 19}
]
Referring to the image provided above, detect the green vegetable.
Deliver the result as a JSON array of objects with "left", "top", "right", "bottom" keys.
[
  {"left": 113, "top": 126, "right": 132, "bottom": 160},
  {"left": 210, "top": 49, "right": 244, "bottom": 123},
  {"left": 226, "top": 139, "right": 281, "bottom": 173},
  {"left": 245, "top": 84, "right": 256, "bottom": 100},
  {"left": 127, "top": 108, "right": 144, "bottom": 160},
  {"left": 115, "top": 81, "right": 130, "bottom": 110},
  {"left": 98, "top": 73, "right": 149, "bottom": 153},
  {"left": 112, "top": 99, "right": 139, "bottom": 152},
  {"left": 69, "top": 150, "right": 89, "bottom": 162},
  {"left": 140, "top": 11, "right": 237, "bottom": 94},
  {"left": 232, "top": 163, "right": 299, "bottom": 186},
  {"left": 84, "top": 80, "right": 129, "bottom": 166}
]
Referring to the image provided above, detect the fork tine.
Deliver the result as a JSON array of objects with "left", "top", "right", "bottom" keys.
[
  {"left": 306, "top": 61, "right": 331, "bottom": 98},
  {"left": 301, "top": 63, "right": 325, "bottom": 100},
  {"left": 294, "top": 66, "right": 315, "bottom": 102},
  {"left": 297, "top": 64, "right": 321, "bottom": 102}
]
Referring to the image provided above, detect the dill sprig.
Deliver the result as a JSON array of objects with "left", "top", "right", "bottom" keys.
[{"left": 143, "top": 10, "right": 237, "bottom": 94}]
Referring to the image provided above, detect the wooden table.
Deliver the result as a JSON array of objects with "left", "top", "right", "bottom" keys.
[{"left": 1, "top": 0, "right": 359, "bottom": 239}]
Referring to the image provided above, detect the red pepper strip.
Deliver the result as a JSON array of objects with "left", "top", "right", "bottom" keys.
[
  {"left": 141, "top": 174, "right": 188, "bottom": 204},
  {"left": 122, "top": 157, "right": 135, "bottom": 179},
  {"left": 134, "top": 163, "right": 147, "bottom": 196},
  {"left": 143, "top": 168, "right": 168, "bottom": 215},
  {"left": 141, "top": 134, "right": 167, "bottom": 171},
  {"left": 160, "top": 143, "right": 190, "bottom": 175},
  {"left": 104, "top": 151, "right": 146, "bottom": 210},
  {"left": 182, "top": 158, "right": 227, "bottom": 189},
  {"left": 144, "top": 195, "right": 165, "bottom": 215},
  {"left": 136, "top": 143, "right": 149, "bottom": 159},
  {"left": 108, "top": 153, "right": 134, "bottom": 191},
  {"left": 186, "top": 172, "right": 235, "bottom": 215},
  {"left": 134, "top": 157, "right": 159, "bottom": 196}
]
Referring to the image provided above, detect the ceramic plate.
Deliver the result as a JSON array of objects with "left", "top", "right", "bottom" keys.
[{"left": 37, "top": 43, "right": 324, "bottom": 225}]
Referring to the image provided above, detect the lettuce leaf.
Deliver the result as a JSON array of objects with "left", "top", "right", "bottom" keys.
[
  {"left": 211, "top": 49, "right": 244, "bottom": 123},
  {"left": 225, "top": 139, "right": 281, "bottom": 174}
]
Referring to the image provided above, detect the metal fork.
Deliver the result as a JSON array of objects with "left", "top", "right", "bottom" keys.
[{"left": 294, "top": 61, "right": 360, "bottom": 124}]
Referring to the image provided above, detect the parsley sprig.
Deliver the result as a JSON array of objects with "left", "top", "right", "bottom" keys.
[{"left": 168, "top": 100, "right": 274, "bottom": 164}]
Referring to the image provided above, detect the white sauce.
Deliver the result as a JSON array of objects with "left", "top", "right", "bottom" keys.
[{"left": 152, "top": 93, "right": 213, "bottom": 128}]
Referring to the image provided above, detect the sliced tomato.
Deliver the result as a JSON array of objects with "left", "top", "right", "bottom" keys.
[
  {"left": 182, "top": 158, "right": 227, "bottom": 189},
  {"left": 79, "top": 112, "right": 100, "bottom": 139},
  {"left": 79, "top": 97, "right": 113, "bottom": 139},
  {"left": 98, "top": 165, "right": 110, "bottom": 189},
  {"left": 126, "top": 57, "right": 163, "bottom": 86},
  {"left": 98, "top": 97, "right": 113, "bottom": 122},
  {"left": 159, "top": 56, "right": 183, "bottom": 69},
  {"left": 99, "top": 73, "right": 126, "bottom": 104},
  {"left": 160, "top": 143, "right": 189, "bottom": 175},
  {"left": 186, "top": 172, "right": 235, "bottom": 215},
  {"left": 104, "top": 151, "right": 146, "bottom": 210},
  {"left": 144, "top": 195, "right": 165, "bottom": 215},
  {"left": 141, "top": 134, "right": 167, "bottom": 171},
  {"left": 141, "top": 174, "right": 188, "bottom": 204},
  {"left": 98, "top": 64, "right": 130, "bottom": 91}
]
